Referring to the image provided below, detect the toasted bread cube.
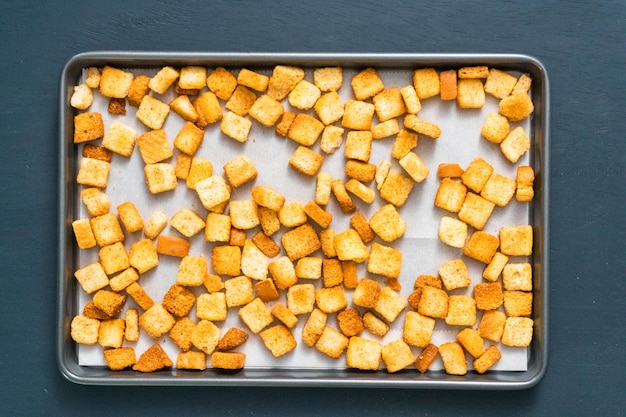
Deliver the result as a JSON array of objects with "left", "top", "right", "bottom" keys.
[
  {"left": 462, "top": 157, "right": 493, "bottom": 193},
  {"left": 481, "top": 173, "right": 516, "bottom": 207},
  {"left": 156, "top": 234, "right": 189, "bottom": 257},
  {"left": 437, "top": 163, "right": 464, "bottom": 178},
  {"left": 148, "top": 66, "right": 179, "bottom": 94},
  {"left": 223, "top": 155, "right": 257, "bottom": 188},
  {"left": 458, "top": 192, "right": 495, "bottom": 230},
  {"left": 74, "top": 112, "right": 104, "bottom": 144},
  {"left": 191, "top": 319, "right": 221, "bottom": 355},
  {"left": 482, "top": 251, "right": 509, "bottom": 282},
  {"left": 170, "top": 209, "right": 205, "bottom": 238},
  {"left": 173, "top": 122, "right": 204, "bottom": 155},
  {"left": 80, "top": 188, "right": 109, "bottom": 217},
  {"left": 109, "top": 267, "right": 139, "bottom": 292},
  {"left": 374, "top": 89, "right": 406, "bottom": 123},
  {"left": 439, "top": 342, "right": 467, "bottom": 375},
  {"left": 344, "top": 130, "right": 373, "bottom": 162},
  {"left": 225, "top": 85, "right": 256, "bottom": 116},
  {"left": 116, "top": 202, "right": 143, "bottom": 233},
  {"left": 337, "top": 308, "right": 363, "bottom": 337},
  {"left": 251, "top": 231, "right": 280, "bottom": 257},
  {"left": 316, "top": 286, "right": 348, "bottom": 313},
  {"left": 403, "top": 115, "right": 441, "bottom": 139},
  {"left": 71, "top": 315, "right": 100, "bottom": 345},
  {"left": 319, "top": 228, "right": 336, "bottom": 258},
  {"left": 478, "top": 310, "right": 506, "bottom": 342},
  {"left": 288, "top": 79, "right": 321, "bottom": 110},
  {"left": 304, "top": 201, "right": 333, "bottom": 228},
  {"left": 72, "top": 218, "right": 97, "bottom": 249},
  {"left": 82, "top": 301, "right": 111, "bottom": 320},
  {"left": 230, "top": 228, "right": 246, "bottom": 246},
  {"left": 438, "top": 216, "right": 467, "bottom": 248},
  {"left": 473, "top": 345, "right": 501, "bottom": 374},
  {"left": 143, "top": 161, "right": 176, "bottom": 194},
  {"left": 333, "top": 228, "right": 368, "bottom": 262},
  {"left": 218, "top": 111, "right": 251, "bottom": 143},
  {"left": 414, "top": 343, "right": 439, "bottom": 373},
  {"left": 439, "top": 259, "right": 471, "bottom": 291},
  {"left": 239, "top": 298, "right": 273, "bottom": 334},
  {"left": 352, "top": 278, "right": 382, "bottom": 309},
  {"left": 484, "top": 68, "right": 517, "bottom": 99},
  {"left": 371, "top": 118, "right": 400, "bottom": 140},
  {"left": 446, "top": 295, "right": 477, "bottom": 326},
  {"left": 417, "top": 285, "right": 449, "bottom": 319},
  {"left": 457, "top": 66, "right": 488, "bottom": 79},
  {"left": 346, "top": 336, "right": 382, "bottom": 370},
  {"left": 98, "top": 319, "right": 126, "bottom": 348},
  {"left": 313, "top": 172, "right": 333, "bottom": 206},
  {"left": 503, "top": 290, "right": 533, "bottom": 317},
  {"left": 174, "top": 152, "right": 192, "bottom": 180},
  {"left": 162, "top": 284, "right": 195, "bottom": 317},
  {"left": 403, "top": 311, "right": 435, "bottom": 348},
  {"left": 314, "top": 91, "right": 344, "bottom": 125},
  {"left": 413, "top": 68, "right": 440, "bottom": 99},
  {"left": 99, "top": 66, "right": 133, "bottom": 98},
  {"left": 140, "top": 304, "right": 175, "bottom": 338},
  {"left": 278, "top": 201, "right": 307, "bottom": 228},
  {"left": 85, "top": 67, "right": 101, "bottom": 89},
  {"left": 399, "top": 85, "right": 421, "bottom": 114},
  {"left": 204, "top": 212, "right": 231, "bottom": 243},
  {"left": 126, "top": 74, "right": 150, "bottom": 106},
  {"left": 350, "top": 212, "right": 375, "bottom": 243},
  {"left": 177, "top": 66, "right": 206, "bottom": 90},
  {"left": 503, "top": 263, "right": 533, "bottom": 291},
  {"left": 287, "top": 113, "right": 325, "bottom": 146},
  {"left": 128, "top": 238, "right": 159, "bottom": 274},
  {"left": 249, "top": 95, "right": 284, "bottom": 127},
  {"left": 512, "top": 73, "right": 533, "bottom": 95},
  {"left": 439, "top": 69, "right": 457, "bottom": 100},
  {"left": 330, "top": 179, "right": 355, "bottom": 215},
  {"left": 379, "top": 171, "right": 414, "bottom": 207},
  {"left": 318, "top": 125, "right": 344, "bottom": 154},
  {"left": 196, "top": 292, "right": 227, "bottom": 322},
  {"left": 194, "top": 91, "right": 223, "bottom": 127},
  {"left": 500, "top": 225, "right": 533, "bottom": 256},
  {"left": 500, "top": 125, "right": 531, "bottom": 163},
  {"left": 176, "top": 351, "right": 207, "bottom": 371},
  {"left": 133, "top": 344, "right": 173, "bottom": 372},
  {"left": 414, "top": 275, "right": 443, "bottom": 289},
  {"left": 289, "top": 146, "right": 324, "bottom": 176},
  {"left": 382, "top": 339, "right": 415, "bottom": 373},
  {"left": 195, "top": 175, "right": 231, "bottom": 210},
  {"left": 313, "top": 326, "right": 348, "bottom": 359},
  {"left": 300, "top": 308, "right": 327, "bottom": 347},
  {"left": 103, "top": 347, "right": 136, "bottom": 371},
  {"left": 207, "top": 67, "right": 237, "bottom": 100},
  {"left": 241, "top": 239, "right": 268, "bottom": 280},
  {"left": 217, "top": 327, "right": 249, "bottom": 351},
  {"left": 281, "top": 223, "right": 321, "bottom": 261},
  {"left": 136, "top": 95, "right": 170, "bottom": 130},
  {"left": 101, "top": 121, "right": 137, "bottom": 157},
  {"left": 237, "top": 68, "right": 269, "bottom": 92},
  {"left": 266, "top": 256, "right": 295, "bottom": 289},
  {"left": 225, "top": 275, "right": 254, "bottom": 307},
  {"left": 351, "top": 67, "right": 384, "bottom": 100},
  {"left": 313, "top": 67, "right": 342, "bottom": 92},
  {"left": 258, "top": 207, "right": 281, "bottom": 237},
  {"left": 434, "top": 178, "right": 467, "bottom": 213},
  {"left": 463, "top": 231, "right": 499, "bottom": 263},
  {"left": 284, "top": 283, "right": 314, "bottom": 315},
  {"left": 76, "top": 157, "right": 110, "bottom": 188},
  {"left": 341, "top": 100, "right": 375, "bottom": 131},
  {"left": 125, "top": 282, "right": 154, "bottom": 311},
  {"left": 374, "top": 286, "right": 406, "bottom": 323},
  {"left": 203, "top": 273, "right": 225, "bottom": 294},
  {"left": 502, "top": 317, "right": 533, "bottom": 347},
  {"left": 457, "top": 78, "right": 485, "bottom": 109},
  {"left": 367, "top": 243, "right": 402, "bottom": 279},
  {"left": 275, "top": 111, "right": 296, "bottom": 137},
  {"left": 361, "top": 313, "right": 388, "bottom": 338},
  {"left": 399, "top": 151, "right": 429, "bottom": 183},
  {"left": 98, "top": 242, "right": 130, "bottom": 275},
  {"left": 369, "top": 204, "right": 406, "bottom": 243},
  {"left": 481, "top": 112, "right": 510, "bottom": 144},
  {"left": 212, "top": 245, "right": 241, "bottom": 276},
  {"left": 137, "top": 129, "right": 172, "bottom": 165},
  {"left": 322, "top": 258, "right": 343, "bottom": 287},
  {"left": 260, "top": 325, "right": 297, "bottom": 357},
  {"left": 390, "top": 129, "right": 419, "bottom": 160},
  {"left": 344, "top": 179, "right": 375, "bottom": 205},
  {"left": 266, "top": 65, "right": 304, "bottom": 100},
  {"left": 456, "top": 328, "right": 485, "bottom": 359},
  {"left": 90, "top": 213, "right": 124, "bottom": 247},
  {"left": 211, "top": 351, "right": 246, "bottom": 370},
  {"left": 170, "top": 94, "right": 199, "bottom": 122},
  {"left": 474, "top": 281, "right": 504, "bottom": 311},
  {"left": 270, "top": 302, "right": 298, "bottom": 329},
  {"left": 516, "top": 165, "right": 535, "bottom": 202},
  {"left": 295, "top": 257, "right": 322, "bottom": 280}
]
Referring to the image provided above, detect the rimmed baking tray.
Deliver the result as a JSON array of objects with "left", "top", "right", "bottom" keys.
[{"left": 58, "top": 52, "right": 549, "bottom": 388}]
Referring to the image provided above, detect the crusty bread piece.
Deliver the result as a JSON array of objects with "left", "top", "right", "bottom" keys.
[
  {"left": 136, "top": 95, "right": 170, "bottom": 130},
  {"left": 413, "top": 68, "right": 440, "bottom": 99},
  {"left": 434, "top": 178, "right": 467, "bottom": 213},
  {"left": 439, "top": 342, "right": 467, "bottom": 375},
  {"left": 320, "top": 125, "right": 345, "bottom": 154},
  {"left": 255, "top": 278, "right": 280, "bottom": 303},
  {"left": 249, "top": 95, "right": 285, "bottom": 127},
  {"left": 439, "top": 69, "right": 457, "bottom": 101},
  {"left": 85, "top": 67, "right": 101, "bottom": 88},
  {"left": 458, "top": 192, "right": 495, "bottom": 230},
  {"left": 174, "top": 121, "right": 204, "bottom": 155},
  {"left": 501, "top": 317, "right": 533, "bottom": 347},
  {"left": 445, "top": 295, "right": 477, "bottom": 326},
  {"left": 516, "top": 165, "right": 535, "bottom": 202},
  {"left": 513, "top": 74, "right": 532, "bottom": 95},
  {"left": 98, "top": 318, "right": 125, "bottom": 348},
  {"left": 391, "top": 129, "right": 419, "bottom": 161},
  {"left": 267, "top": 65, "right": 304, "bottom": 101},
  {"left": 288, "top": 79, "right": 321, "bottom": 110},
  {"left": 194, "top": 91, "right": 223, "bottom": 127},
  {"left": 478, "top": 309, "right": 506, "bottom": 343},
  {"left": 473, "top": 345, "right": 502, "bottom": 374},
  {"left": 500, "top": 125, "right": 531, "bottom": 163},
  {"left": 481, "top": 112, "right": 510, "bottom": 144},
  {"left": 362, "top": 312, "right": 390, "bottom": 337},
  {"left": 170, "top": 94, "right": 199, "bottom": 122},
  {"left": 207, "top": 67, "right": 238, "bottom": 100},
  {"left": 315, "top": 91, "right": 344, "bottom": 125},
  {"left": 316, "top": 326, "right": 349, "bottom": 359},
  {"left": 133, "top": 344, "right": 173, "bottom": 372},
  {"left": 156, "top": 235, "right": 189, "bottom": 257},
  {"left": 217, "top": 327, "right": 249, "bottom": 351},
  {"left": 458, "top": 66, "right": 489, "bottom": 79},
  {"left": 128, "top": 238, "right": 158, "bottom": 274},
  {"left": 178, "top": 66, "right": 206, "bottom": 90},
  {"left": 237, "top": 68, "right": 269, "bottom": 92},
  {"left": 107, "top": 97, "right": 126, "bottom": 115},
  {"left": 169, "top": 317, "right": 196, "bottom": 350},
  {"left": 346, "top": 336, "right": 382, "bottom": 371},
  {"left": 456, "top": 328, "right": 485, "bottom": 359},
  {"left": 438, "top": 215, "right": 468, "bottom": 248},
  {"left": 341, "top": 100, "right": 375, "bottom": 131},
  {"left": 72, "top": 218, "right": 96, "bottom": 249},
  {"left": 403, "top": 114, "right": 441, "bottom": 139},
  {"left": 399, "top": 151, "right": 429, "bottom": 183},
  {"left": 137, "top": 128, "right": 173, "bottom": 163},
  {"left": 230, "top": 200, "right": 260, "bottom": 230},
  {"left": 98, "top": 242, "right": 130, "bottom": 275},
  {"left": 463, "top": 230, "right": 499, "bottom": 263},
  {"left": 352, "top": 278, "right": 382, "bottom": 309},
  {"left": 149, "top": 66, "right": 179, "bottom": 94},
  {"left": 76, "top": 157, "right": 110, "bottom": 188},
  {"left": 109, "top": 267, "right": 139, "bottom": 292},
  {"left": 402, "top": 311, "right": 435, "bottom": 348},
  {"left": 241, "top": 239, "right": 268, "bottom": 280},
  {"left": 480, "top": 172, "right": 516, "bottom": 207},
  {"left": 484, "top": 68, "right": 517, "bottom": 99},
  {"left": 302, "top": 308, "right": 327, "bottom": 348},
  {"left": 319, "top": 228, "right": 337, "bottom": 258},
  {"left": 281, "top": 223, "right": 321, "bottom": 261},
  {"left": 211, "top": 352, "right": 246, "bottom": 370},
  {"left": 462, "top": 157, "right": 494, "bottom": 193},
  {"left": 333, "top": 229, "right": 368, "bottom": 262},
  {"left": 89, "top": 213, "right": 125, "bottom": 249},
  {"left": 238, "top": 298, "right": 273, "bottom": 334},
  {"left": 373, "top": 286, "right": 406, "bottom": 323},
  {"left": 350, "top": 213, "right": 375, "bottom": 243},
  {"left": 473, "top": 281, "right": 504, "bottom": 311},
  {"left": 203, "top": 273, "right": 224, "bottom": 294},
  {"left": 204, "top": 213, "right": 231, "bottom": 243},
  {"left": 369, "top": 204, "right": 407, "bottom": 243},
  {"left": 224, "top": 275, "right": 254, "bottom": 307},
  {"left": 417, "top": 285, "right": 449, "bottom": 319},
  {"left": 457, "top": 78, "right": 485, "bottom": 109},
  {"left": 379, "top": 171, "right": 414, "bottom": 207},
  {"left": 258, "top": 207, "right": 281, "bottom": 237},
  {"left": 321, "top": 258, "right": 343, "bottom": 287},
  {"left": 225, "top": 85, "right": 256, "bottom": 116},
  {"left": 503, "top": 290, "right": 533, "bottom": 317},
  {"left": 71, "top": 315, "right": 100, "bottom": 345},
  {"left": 268, "top": 256, "right": 297, "bottom": 289},
  {"left": 220, "top": 111, "right": 252, "bottom": 143},
  {"left": 117, "top": 201, "right": 143, "bottom": 233},
  {"left": 368, "top": 243, "right": 402, "bottom": 279},
  {"left": 289, "top": 146, "right": 324, "bottom": 176},
  {"left": 303, "top": 200, "right": 333, "bottom": 228},
  {"left": 315, "top": 286, "right": 348, "bottom": 314},
  {"left": 80, "top": 187, "right": 110, "bottom": 217},
  {"left": 191, "top": 319, "right": 221, "bottom": 354},
  {"left": 438, "top": 259, "right": 471, "bottom": 291},
  {"left": 162, "top": 284, "right": 195, "bottom": 317},
  {"left": 295, "top": 257, "right": 322, "bottom": 280},
  {"left": 259, "top": 325, "right": 297, "bottom": 357},
  {"left": 212, "top": 245, "right": 241, "bottom": 276},
  {"left": 99, "top": 66, "right": 133, "bottom": 98},
  {"left": 251, "top": 231, "right": 281, "bottom": 257},
  {"left": 278, "top": 201, "right": 307, "bottom": 228},
  {"left": 351, "top": 67, "right": 384, "bottom": 101},
  {"left": 499, "top": 225, "right": 533, "bottom": 256},
  {"left": 271, "top": 302, "right": 298, "bottom": 329},
  {"left": 170, "top": 208, "right": 205, "bottom": 238},
  {"left": 125, "top": 282, "right": 154, "bottom": 311},
  {"left": 127, "top": 74, "right": 150, "bottom": 107},
  {"left": 140, "top": 304, "right": 175, "bottom": 338},
  {"left": 373, "top": 87, "right": 406, "bottom": 122},
  {"left": 102, "top": 121, "right": 137, "bottom": 157},
  {"left": 337, "top": 308, "right": 363, "bottom": 337},
  {"left": 195, "top": 175, "right": 231, "bottom": 210},
  {"left": 371, "top": 118, "right": 400, "bottom": 140},
  {"left": 196, "top": 292, "right": 227, "bottom": 322},
  {"left": 345, "top": 130, "right": 373, "bottom": 162},
  {"left": 314, "top": 67, "right": 343, "bottom": 92},
  {"left": 103, "top": 347, "right": 136, "bottom": 371},
  {"left": 287, "top": 113, "right": 325, "bottom": 146},
  {"left": 144, "top": 163, "right": 177, "bottom": 194},
  {"left": 502, "top": 262, "right": 533, "bottom": 291},
  {"left": 177, "top": 351, "right": 207, "bottom": 371},
  {"left": 414, "top": 343, "right": 439, "bottom": 373},
  {"left": 382, "top": 339, "right": 415, "bottom": 373},
  {"left": 399, "top": 85, "right": 421, "bottom": 114}
]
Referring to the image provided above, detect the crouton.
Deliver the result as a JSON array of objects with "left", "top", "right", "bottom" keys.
[
  {"left": 414, "top": 343, "right": 439, "bottom": 373},
  {"left": 295, "top": 257, "right": 322, "bottom": 280},
  {"left": 144, "top": 163, "right": 177, "bottom": 194},
  {"left": 503, "top": 290, "right": 533, "bottom": 317},
  {"left": 211, "top": 245, "right": 241, "bottom": 276},
  {"left": 481, "top": 112, "right": 510, "bottom": 144},
  {"left": 259, "top": 325, "right": 297, "bottom": 357},
  {"left": 98, "top": 318, "right": 125, "bottom": 348},
  {"left": 177, "top": 351, "right": 207, "bottom": 371},
  {"left": 502, "top": 262, "right": 533, "bottom": 291},
  {"left": 302, "top": 308, "right": 327, "bottom": 348},
  {"left": 99, "top": 66, "right": 133, "bottom": 98},
  {"left": 195, "top": 175, "right": 231, "bottom": 210},
  {"left": 438, "top": 216, "right": 468, "bottom": 248},
  {"left": 473, "top": 345, "right": 502, "bottom": 374},
  {"left": 174, "top": 121, "right": 204, "bottom": 155},
  {"left": 137, "top": 128, "right": 172, "bottom": 164},
  {"left": 102, "top": 121, "right": 137, "bottom": 157},
  {"left": 316, "top": 286, "right": 348, "bottom": 313},
  {"left": 196, "top": 292, "right": 227, "bottom": 322},
  {"left": 316, "top": 326, "right": 349, "bottom": 359},
  {"left": 217, "top": 327, "right": 249, "bottom": 351},
  {"left": 98, "top": 242, "right": 130, "bottom": 275},
  {"left": 191, "top": 319, "right": 221, "bottom": 354},
  {"left": 346, "top": 336, "right": 382, "bottom": 371},
  {"left": 382, "top": 339, "right": 415, "bottom": 373},
  {"left": 136, "top": 95, "right": 170, "bottom": 130},
  {"left": 238, "top": 298, "right": 273, "bottom": 334},
  {"left": 463, "top": 230, "right": 499, "bottom": 263},
  {"left": 456, "top": 328, "right": 484, "bottom": 359},
  {"left": 271, "top": 302, "right": 299, "bottom": 329},
  {"left": 439, "top": 342, "right": 467, "bottom": 375},
  {"left": 373, "top": 87, "right": 406, "bottom": 122},
  {"left": 287, "top": 113, "right": 325, "bottom": 146},
  {"left": 473, "top": 281, "right": 504, "bottom": 311},
  {"left": 320, "top": 125, "right": 344, "bottom": 154},
  {"left": 333, "top": 229, "right": 368, "bottom": 262},
  {"left": 341, "top": 100, "right": 375, "bottom": 131},
  {"left": 399, "top": 85, "right": 421, "bottom": 114},
  {"left": 403, "top": 114, "right": 441, "bottom": 139},
  {"left": 457, "top": 78, "right": 485, "bottom": 108},
  {"left": 399, "top": 151, "right": 429, "bottom": 183},
  {"left": 289, "top": 146, "right": 324, "bottom": 176},
  {"left": 267, "top": 256, "right": 296, "bottom": 289},
  {"left": 288, "top": 80, "right": 321, "bottom": 110},
  {"left": 413, "top": 68, "right": 440, "bottom": 99},
  {"left": 162, "top": 284, "right": 196, "bottom": 317},
  {"left": 337, "top": 308, "right": 363, "bottom": 337},
  {"left": 207, "top": 67, "right": 237, "bottom": 100},
  {"left": 211, "top": 352, "right": 246, "bottom": 370},
  {"left": 439, "top": 69, "right": 457, "bottom": 100},
  {"left": 70, "top": 315, "right": 100, "bottom": 345},
  {"left": 125, "top": 282, "right": 154, "bottom": 311},
  {"left": 76, "top": 157, "right": 110, "bottom": 188},
  {"left": 267, "top": 65, "right": 304, "bottom": 100},
  {"left": 225, "top": 85, "right": 256, "bottom": 116},
  {"left": 402, "top": 311, "right": 435, "bottom": 348},
  {"left": 445, "top": 295, "right": 477, "bottom": 326},
  {"left": 458, "top": 192, "right": 495, "bottom": 230},
  {"left": 303, "top": 201, "right": 333, "bottom": 228},
  {"left": 103, "top": 347, "right": 136, "bottom": 371},
  {"left": 351, "top": 68, "right": 384, "bottom": 100},
  {"left": 170, "top": 209, "right": 205, "bottom": 238},
  {"left": 279, "top": 201, "right": 307, "bottom": 228},
  {"left": 194, "top": 91, "right": 223, "bottom": 127},
  {"left": 314, "top": 67, "right": 343, "bottom": 92},
  {"left": 374, "top": 286, "right": 406, "bottom": 323},
  {"left": 170, "top": 95, "right": 199, "bottom": 122},
  {"left": 417, "top": 285, "right": 449, "bottom": 319},
  {"left": 478, "top": 309, "right": 506, "bottom": 343},
  {"left": 501, "top": 317, "right": 533, "bottom": 347},
  {"left": 156, "top": 235, "right": 190, "bottom": 257},
  {"left": 391, "top": 129, "right": 418, "bottom": 160},
  {"left": 224, "top": 275, "right": 254, "bottom": 307},
  {"left": 499, "top": 225, "right": 533, "bottom": 256},
  {"left": 109, "top": 267, "right": 139, "bottom": 292},
  {"left": 249, "top": 95, "right": 285, "bottom": 127},
  {"left": 281, "top": 223, "right": 321, "bottom": 261},
  {"left": 438, "top": 259, "right": 471, "bottom": 291},
  {"left": 434, "top": 178, "right": 467, "bottom": 213},
  {"left": 238, "top": 68, "right": 269, "bottom": 92},
  {"left": 133, "top": 344, "right": 173, "bottom": 372},
  {"left": 516, "top": 166, "right": 535, "bottom": 202},
  {"left": 371, "top": 118, "right": 400, "bottom": 139},
  {"left": 72, "top": 219, "right": 96, "bottom": 249},
  {"left": 241, "top": 239, "right": 268, "bottom": 280},
  {"left": 379, "top": 171, "right": 414, "bottom": 207},
  {"left": 500, "top": 126, "right": 531, "bottom": 163},
  {"left": 140, "top": 304, "right": 175, "bottom": 338},
  {"left": 368, "top": 243, "right": 402, "bottom": 279}
]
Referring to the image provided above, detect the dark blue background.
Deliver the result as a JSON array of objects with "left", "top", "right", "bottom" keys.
[{"left": 1, "top": 1, "right": 625, "bottom": 415}]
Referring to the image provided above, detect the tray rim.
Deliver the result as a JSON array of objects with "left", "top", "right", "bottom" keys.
[{"left": 57, "top": 51, "right": 550, "bottom": 389}]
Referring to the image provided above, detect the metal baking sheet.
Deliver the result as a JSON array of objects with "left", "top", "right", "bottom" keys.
[{"left": 58, "top": 52, "right": 549, "bottom": 388}]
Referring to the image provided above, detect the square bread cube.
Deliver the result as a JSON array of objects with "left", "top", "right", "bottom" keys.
[
  {"left": 368, "top": 243, "right": 402, "bottom": 279},
  {"left": 439, "top": 342, "right": 467, "bottom": 375},
  {"left": 241, "top": 239, "right": 269, "bottom": 280},
  {"left": 503, "top": 290, "right": 533, "bottom": 317},
  {"left": 403, "top": 311, "right": 435, "bottom": 348},
  {"left": 72, "top": 218, "right": 96, "bottom": 249},
  {"left": 194, "top": 91, "right": 223, "bottom": 128},
  {"left": 203, "top": 273, "right": 224, "bottom": 294},
  {"left": 413, "top": 68, "right": 440, "bottom": 99},
  {"left": 458, "top": 192, "right": 495, "bottom": 230},
  {"left": 177, "top": 351, "right": 207, "bottom": 371},
  {"left": 281, "top": 223, "right": 321, "bottom": 261},
  {"left": 434, "top": 178, "right": 467, "bottom": 213},
  {"left": 137, "top": 129, "right": 172, "bottom": 165},
  {"left": 399, "top": 151, "right": 429, "bottom": 183},
  {"left": 316, "top": 286, "right": 348, "bottom": 314},
  {"left": 456, "top": 78, "right": 485, "bottom": 109},
  {"left": 456, "top": 328, "right": 485, "bottom": 359},
  {"left": 133, "top": 344, "right": 173, "bottom": 372},
  {"left": 237, "top": 68, "right": 269, "bottom": 92},
  {"left": 437, "top": 163, "right": 464, "bottom": 178},
  {"left": 223, "top": 155, "right": 258, "bottom": 188},
  {"left": 363, "top": 312, "right": 390, "bottom": 337},
  {"left": 474, "top": 281, "right": 504, "bottom": 311},
  {"left": 370, "top": 204, "right": 407, "bottom": 243},
  {"left": 74, "top": 262, "right": 109, "bottom": 294},
  {"left": 127, "top": 74, "right": 150, "bottom": 106},
  {"left": 99, "top": 242, "right": 130, "bottom": 275},
  {"left": 500, "top": 126, "right": 531, "bottom": 163},
  {"left": 350, "top": 212, "right": 375, "bottom": 243},
  {"left": 178, "top": 66, "right": 206, "bottom": 90},
  {"left": 90, "top": 213, "right": 124, "bottom": 247},
  {"left": 251, "top": 231, "right": 280, "bottom": 257},
  {"left": 403, "top": 114, "right": 441, "bottom": 139},
  {"left": 499, "top": 225, "right": 533, "bottom": 256},
  {"left": 230, "top": 200, "right": 260, "bottom": 231},
  {"left": 481, "top": 112, "right": 510, "bottom": 144},
  {"left": 186, "top": 157, "right": 214, "bottom": 189},
  {"left": 352, "top": 277, "right": 382, "bottom": 309},
  {"left": 341, "top": 100, "right": 375, "bottom": 131},
  {"left": 195, "top": 175, "right": 231, "bottom": 210},
  {"left": 288, "top": 79, "right": 321, "bottom": 110},
  {"left": 224, "top": 275, "right": 254, "bottom": 307},
  {"left": 287, "top": 113, "right": 325, "bottom": 146},
  {"left": 212, "top": 245, "right": 241, "bottom": 276},
  {"left": 279, "top": 201, "right": 307, "bottom": 229},
  {"left": 140, "top": 304, "right": 175, "bottom": 338},
  {"left": 336, "top": 308, "right": 363, "bottom": 337},
  {"left": 340, "top": 262, "right": 358, "bottom": 288},
  {"left": 373, "top": 87, "right": 406, "bottom": 122},
  {"left": 259, "top": 325, "right": 297, "bottom": 358},
  {"left": 99, "top": 66, "right": 133, "bottom": 98},
  {"left": 102, "top": 121, "right": 137, "bottom": 157},
  {"left": 170, "top": 209, "right": 205, "bottom": 238},
  {"left": 438, "top": 215, "right": 468, "bottom": 248},
  {"left": 501, "top": 317, "right": 534, "bottom": 347},
  {"left": 333, "top": 228, "right": 368, "bottom": 262},
  {"left": 287, "top": 283, "right": 316, "bottom": 314},
  {"left": 319, "top": 228, "right": 336, "bottom": 258},
  {"left": 98, "top": 319, "right": 126, "bottom": 348},
  {"left": 129, "top": 238, "right": 159, "bottom": 274},
  {"left": 417, "top": 285, "right": 449, "bottom": 319},
  {"left": 252, "top": 185, "right": 285, "bottom": 212},
  {"left": 331, "top": 179, "right": 357, "bottom": 214},
  {"left": 83, "top": 143, "right": 112, "bottom": 161},
  {"left": 439, "top": 69, "right": 457, "bottom": 101},
  {"left": 316, "top": 326, "right": 349, "bottom": 359},
  {"left": 379, "top": 171, "right": 414, "bottom": 207},
  {"left": 170, "top": 94, "right": 199, "bottom": 122},
  {"left": 267, "top": 255, "right": 296, "bottom": 289},
  {"left": 162, "top": 284, "right": 195, "bottom": 317},
  {"left": 516, "top": 165, "right": 535, "bottom": 202},
  {"left": 239, "top": 298, "right": 273, "bottom": 334},
  {"left": 117, "top": 201, "right": 143, "bottom": 233},
  {"left": 149, "top": 66, "right": 179, "bottom": 94},
  {"left": 289, "top": 146, "right": 324, "bottom": 176},
  {"left": 136, "top": 95, "right": 170, "bottom": 130},
  {"left": 462, "top": 157, "right": 494, "bottom": 193},
  {"left": 414, "top": 343, "right": 439, "bottom": 373},
  {"left": 371, "top": 118, "right": 400, "bottom": 140},
  {"left": 482, "top": 251, "right": 509, "bottom": 282},
  {"left": 478, "top": 309, "right": 506, "bottom": 343},
  {"left": 174, "top": 121, "right": 204, "bottom": 155},
  {"left": 196, "top": 292, "right": 227, "bottom": 322},
  {"left": 382, "top": 339, "right": 415, "bottom": 373},
  {"left": 374, "top": 286, "right": 406, "bottom": 323},
  {"left": 76, "top": 157, "right": 110, "bottom": 188},
  {"left": 322, "top": 258, "right": 343, "bottom": 287},
  {"left": 484, "top": 68, "right": 517, "bottom": 99},
  {"left": 344, "top": 130, "right": 372, "bottom": 162},
  {"left": 156, "top": 235, "right": 189, "bottom": 257},
  {"left": 513, "top": 73, "right": 533, "bottom": 95},
  {"left": 225, "top": 85, "right": 256, "bottom": 117},
  {"left": 446, "top": 295, "right": 477, "bottom": 326},
  {"left": 103, "top": 347, "right": 137, "bottom": 371},
  {"left": 125, "top": 282, "right": 154, "bottom": 311},
  {"left": 267, "top": 65, "right": 304, "bottom": 101},
  {"left": 80, "top": 188, "right": 109, "bottom": 217},
  {"left": 175, "top": 152, "right": 192, "bottom": 180},
  {"left": 463, "top": 230, "right": 499, "bottom": 263},
  {"left": 191, "top": 319, "right": 221, "bottom": 355},
  {"left": 303, "top": 201, "right": 333, "bottom": 228},
  {"left": 169, "top": 317, "right": 195, "bottom": 351},
  {"left": 346, "top": 336, "right": 382, "bottom": 371},
  {"left": 257, "top": 207, "right": 280, "bottom": 237},
  {"left": 399, "top": 85, "right": 421, "bottom": 114},
  {"left": 351, "top": 67, "right": 384, "bottom": 101},
  {"left": 302, "top": 308, "right": 327, "bottom": 348},
  {"left": 220, "top": 111, "right": 252, "bottom": 143},
  {"left": 314, "top": 67, "right": 343, "bottom": 92},
  {"left": 320, "top": 125, "right": 345, "bottom": 154},
  {"left": 271, "top": 302, "right": 299, "bottom": 329},
  {"left": 503, "top": 262, "right": 533, "bottom": 291},
  {"left": 314, "top": 91, "right": 344, "bottom": 125},
  {"left": 84, "top": 67, "right": 100, "bottom": 89},
  {"left": 207, "top": 67, "right": 237, "bottom": 100},
  {"left": 480, "top": 172, "right": 516, "bottom": 207},
  {"left": 217, "top": 327, "right": 249, "bottom": 351},
  {"left": 438, "top": 259, "right": 471, "bottom": 291},
  {"left": 295, "top": 257, "right": 322, "bottom": 280},
  {"left": 249, "top": 95, "right": 285, "bottom": 127},
  {"left": 473, "top": 345, "right": 502, "bottom": 374}
]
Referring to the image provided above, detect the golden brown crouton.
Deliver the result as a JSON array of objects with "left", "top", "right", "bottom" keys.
[
  {"left": 302, "top": 308, "right": 327, "bottom": 348},
  {"left": 162, "top": 284, "right": 197, "bottom": 317},
  {"left": 211, "top": 352, "right": 246, "bottom": 370},
  {"left": 133, "top": 344, "right": 173, "bottom": 372},
  {"left": 337, "top": 308, "right": 364, "bottom": 337},
  {"left": 439, "top": 342, "right": 467, "bottom": 375},
  {"left": 403, "top": 311, "right": 435, "bottom": 348},
  {"left": 346, "top": 336, "right": 382, "bottom": 371},
  {"left": 103, "top": 347, "right": 136, "bottom": 371},
  {"left": 382, "top": 339, "right": 415, "bottom": 373},
  {"left": 259, "top": 325, "right": 297, "bottom": 357},
  {"left": 217, "top": 327, "right": 249, "bottom": 351}
]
